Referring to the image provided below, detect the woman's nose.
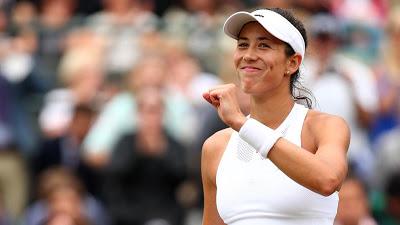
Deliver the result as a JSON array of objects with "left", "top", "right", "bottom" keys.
[{"left": 243, "top": 47, "right": 258, "bottom": 62}]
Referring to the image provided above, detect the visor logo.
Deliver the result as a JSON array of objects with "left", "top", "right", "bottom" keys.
[{"left": 254, "top": 14, "right": 264, "bottom": 17}]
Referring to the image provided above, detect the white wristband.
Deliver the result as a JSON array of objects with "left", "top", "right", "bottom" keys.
[{"left": 238, "top": 118, "right": 282, "bottom": 158}]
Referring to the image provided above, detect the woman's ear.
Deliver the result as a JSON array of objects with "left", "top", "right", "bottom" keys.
[{"left": 286, "top": 53, "right": 302, "bottom": 76}]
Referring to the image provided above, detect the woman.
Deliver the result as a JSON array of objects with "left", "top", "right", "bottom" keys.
[{"left": 201, "top": 8, "right": 350, "bottom": 225}]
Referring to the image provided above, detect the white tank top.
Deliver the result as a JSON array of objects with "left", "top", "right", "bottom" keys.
[{"left": 216, "top": 103, "right": 338, "bottom": 225}]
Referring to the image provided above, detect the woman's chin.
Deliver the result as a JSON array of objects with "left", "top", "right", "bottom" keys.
[{"left": 240, "top": 83, "right": 254, "bottom": 94}]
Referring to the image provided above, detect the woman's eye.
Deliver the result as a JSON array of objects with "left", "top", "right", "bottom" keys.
[
  {"left": 237, "top": 42, "right": 248, "bottom": 48},
  {"left": 259, "top": 43, "right": 270, "bottom": 48}
]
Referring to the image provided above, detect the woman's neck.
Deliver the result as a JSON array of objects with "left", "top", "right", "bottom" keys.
[{"left": 250, "top": 92, "right": 295, "bottom": 129}]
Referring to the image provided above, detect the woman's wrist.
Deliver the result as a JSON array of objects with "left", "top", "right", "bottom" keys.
[
  {"left": 231, "top": 115, "right": 248, "bottom": 132},
  {"left": 238, "top": 118, "right": 283, "bottom": 158}
]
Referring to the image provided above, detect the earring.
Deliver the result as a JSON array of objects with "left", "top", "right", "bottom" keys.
[{"left": 286, "top": 71, "right": 290, "bottom": 75}]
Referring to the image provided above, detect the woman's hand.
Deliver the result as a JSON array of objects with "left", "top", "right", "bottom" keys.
[{"left": 203, "top": 83, "right": 247, "bottom": 131}]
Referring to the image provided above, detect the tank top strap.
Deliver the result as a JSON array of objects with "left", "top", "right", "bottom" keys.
[
  {"left": 272, "top": 103, "right": 308, "bottom": 134},
  {"left": 280, "top": 103, "right": 309, "bottom": 146}
]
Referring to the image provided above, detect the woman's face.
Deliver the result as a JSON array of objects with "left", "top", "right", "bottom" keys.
[{"left": 234, "top": 22, "right": 290, "bottom": 96}]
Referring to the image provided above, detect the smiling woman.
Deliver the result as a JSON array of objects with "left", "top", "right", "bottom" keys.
[
  {"left": 201, "top": 8, "right": 350, "bottom": 225},
  {"left": 234, "top": 21, "right": 295, "bottom": 95}
]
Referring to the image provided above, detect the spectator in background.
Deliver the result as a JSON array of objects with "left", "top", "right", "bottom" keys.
[
  {"left": 54, "top": 33, "right": 104, "bottom": 107},
  {"left": 38, "top": 41, "right": 104, "bottom": 138},
  {"left": 331, "top": 0, "right": 387, "bottom": 27},
  {"left": 1, "top": 19, "right": 37, "bottom": 85},
  {"left": 165, "top": 48, "right": 221, "bottom": 110},
  {"left": 23, "top": 167, "right": 109, "bottom": 225},
  {"left": 370, "top": 6, "right": 400, "bottom": 143},
  {"left": 0, "top": 75, "right": 29, "bottom": 224},
  {"left": 8, "top": 1, "right": 37, "bottom": 34},
  {"left": 330, "top": 0, "right": 386, "bottom": 65},
  {"left": 162, "top": 0, "right": 230, "bottom": 74},
  {"left": 370, "top": 126, "right": 400, "bottom": 224},
  {"left": 335, "top": 176, "right": 377, "bottom": 225},
  {"left": 372, "top": 126, "right": 400, "bottom": 192},
  {"left": 32, "top": 104, "right": 100, "bottom": 198},
  {"left": 85, "top": 0, "right": 159, "bottom": 77},
  {"left": 0, "top": 11, "right": 35, "bottom": 216},
  {"left": 32, "top": 0, "right": 82, "bottom": 90},
  {"left": 163, "top": 46, "right": 222, "bottom": 148},
  {"left": 0, "top": 25, "right": 41, "bottom": 155},
  {"left": 372, "top": 172, "right": 400, "bottom": 225},
  {"left": 83, "top": 53, "right": 197, "bottom": 168},
  {"left": 163, "top": 45, "right": 224, "bottom": 214},
  {"left": 103, "top": 87, "right": 187, "bottom": 225},
  {"left": 303, "top": 13, "right": 378, "bottom": 185},
  {"left": 369, "top": 8, "right": 400, "bottom": 201}
]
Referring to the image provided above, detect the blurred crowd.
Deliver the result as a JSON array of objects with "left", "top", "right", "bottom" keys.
[{"left": 0, "top": 0, "right": 400, "bottom": 224}]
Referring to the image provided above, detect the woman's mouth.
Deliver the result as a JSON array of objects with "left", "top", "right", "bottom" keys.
[{"left": 241, "top": 66, "right": 261, "bottom": 73}]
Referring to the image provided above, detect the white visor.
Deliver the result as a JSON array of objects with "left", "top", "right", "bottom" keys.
[{"left": 223, "top": 9, "right": 305, "bottom": 62}]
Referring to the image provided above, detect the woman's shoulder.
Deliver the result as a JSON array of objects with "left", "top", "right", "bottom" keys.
[
  {"left": 306, "top": 109, "right": 348, "bottom": 125},
  {"left": 202, "top": 128, "right": 233, "bottom": 164},
  {"left": 301, "top": 110, "right": 350, "bottom": 153},
  {"left": 305, "top": 109, "right": 350, "bottom": 138},
  {"left": 202, "top": 128, "right": 233, "bottom": 153}
]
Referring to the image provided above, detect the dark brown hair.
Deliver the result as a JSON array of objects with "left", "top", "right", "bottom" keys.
[{"left": 268, "top": 8, "right": 314, "bottom": 108}]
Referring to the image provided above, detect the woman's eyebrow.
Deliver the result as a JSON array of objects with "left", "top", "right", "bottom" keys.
[
  {"left": 237, "top": 36, "right": 272, "bottom": 41},
  {"left": 258, "top": 36, "right": 272, "bottom": 41}
]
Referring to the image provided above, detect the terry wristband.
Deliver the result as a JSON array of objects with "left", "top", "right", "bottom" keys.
[{"left": 238, "top": 118, "right": 282, "bottom": 158}]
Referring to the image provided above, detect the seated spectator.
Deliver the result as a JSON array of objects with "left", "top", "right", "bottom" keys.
[{"left": 23, "top": 167, "right": 109, "bottom": 225}]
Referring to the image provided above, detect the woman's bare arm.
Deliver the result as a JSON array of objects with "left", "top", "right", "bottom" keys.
[
  {"left": 268, "top": 113, "right": 350, "bottom": 196},
  {"left": 204, "top": 84, "right": 350, "bottom": 197},
  {"left": 201, "top": 131, "right": 229, "bottom": 225}
]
